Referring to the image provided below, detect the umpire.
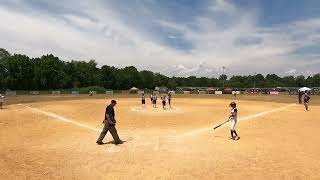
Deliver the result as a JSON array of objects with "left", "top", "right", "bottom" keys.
[{"left": 96, "top": 100, "right": 123, "bottom": 145}]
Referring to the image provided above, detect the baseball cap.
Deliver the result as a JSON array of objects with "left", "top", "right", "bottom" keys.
[{"left": 111, "top": 100, "right": 117, "bottom": 104}]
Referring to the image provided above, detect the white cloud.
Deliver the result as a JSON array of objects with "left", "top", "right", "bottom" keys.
[
  {"left": 168, "top": 35, "right": 177, "bottom": 39},
  {"left": 285, "top": 69, "right": 297, "bottom": 75},
  {"left": 209, "top": 0, "right": 238, "bottom": 14},
  {"left": 162, "top": 62, "right": 219, "bottom": 77},
  {"left": 0, "top": 0, "right": 319, "bottom": 77}
]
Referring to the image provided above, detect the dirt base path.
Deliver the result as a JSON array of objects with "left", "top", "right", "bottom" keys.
[{"left": 1, "top": 97, "right": 320, "bottom": 179}]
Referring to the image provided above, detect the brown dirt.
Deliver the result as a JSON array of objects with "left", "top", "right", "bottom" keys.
[{"left": 1, "top": 95, "right": 320, "bottom": 179}]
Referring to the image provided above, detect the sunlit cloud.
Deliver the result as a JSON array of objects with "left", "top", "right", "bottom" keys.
[{"left": 0, "top": 0, "right": 319, "bottom": 77}]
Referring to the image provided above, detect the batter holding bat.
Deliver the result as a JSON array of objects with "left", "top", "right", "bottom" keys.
[{"left": 229, "top": 102, "right": 240, "bottom": 140}]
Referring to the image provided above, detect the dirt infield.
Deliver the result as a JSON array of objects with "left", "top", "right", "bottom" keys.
[{"left": 1, "top": 95, "right": 320, "bottom": 179}]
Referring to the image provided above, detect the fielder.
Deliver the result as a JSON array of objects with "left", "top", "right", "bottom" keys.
[
  {"left": 168, "top": 92, "right": 172, "bottom": 108},
  {"left": 96, "top": 100, "right": 123, "bottom": 145},
  {"left": 0, "top": 94, "right": 4, "bottom": 109},
  {"left": 229, "top": 102, "right": 240, "bottom": 140},
  {"left": 161, "top": 95, "right": 166, "bottom": 110},
  {"left": 298, "top": 90, "right": 303, "bottom": 104},
  {"left": 303, "top": 93, "right": 311, "bottom": 111},
  {"left": 152, "top": 94, "right": 157, "bottom": 108},
  {"left": 232, "top": 91, "right": 237, "bottom": 98},
  {"left": 141, "top": 93, "right": 146, "bottom": 108}
]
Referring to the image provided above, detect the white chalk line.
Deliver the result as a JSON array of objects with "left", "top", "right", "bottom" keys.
[
  {"left": 175, "top": 103, "right": 296, "bottom": 138},
  {"left": 17, "top": 104, "right": 161, "bottom": 152},
  {"left": 17, "top": 104, "right": 100, "bottom": 132},
  {"left": 17, "top": 103, "right": 295, "bottom": 151}
]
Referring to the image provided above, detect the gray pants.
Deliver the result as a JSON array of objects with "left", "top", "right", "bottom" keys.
[{"left": 97, "top": 123, "right": 121, "bottom": 143}]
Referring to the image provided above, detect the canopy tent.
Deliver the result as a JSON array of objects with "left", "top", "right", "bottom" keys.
[
  {"left": 224, "top": 88, "right": 233, "bottom": 92},
  {"left": 299, "top": 87, "right": 311, "bottom": 92},
  {"left": 129, "top": 87, "right": 139, "bottom": 91}
]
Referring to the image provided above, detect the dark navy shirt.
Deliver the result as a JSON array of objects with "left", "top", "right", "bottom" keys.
[
  {"left": 105, "top": 105, "right": 115, "bottom": 123},
  {"left": 304, "top": 95, "right": 310, "bottom": 103}
]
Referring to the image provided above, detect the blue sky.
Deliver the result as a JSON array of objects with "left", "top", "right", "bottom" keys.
[{"left": 0, "top": 0, "right": 320, "bottom": 77}]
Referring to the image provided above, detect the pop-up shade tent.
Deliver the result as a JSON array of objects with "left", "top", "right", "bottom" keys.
[
  {"left": 224, "top": 88, "right": 233, "bottom": 92},
  {"left": 129, "top": 87, "right": 139, "bottom": 91},
  {"left": 299, "top": 87, "right": 311, "bottom": 92}
]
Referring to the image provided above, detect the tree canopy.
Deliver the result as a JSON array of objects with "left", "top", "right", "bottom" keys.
[{"left": 0, "top": 48, "right": 319, "bottom": 91}]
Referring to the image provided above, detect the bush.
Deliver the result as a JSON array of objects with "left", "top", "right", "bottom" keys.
[
  {"left": 56, "top": 86, "right": 106, "bottom": 94},
  {"left": 79, "top": 86, "right": 106, "bottom": 94}
]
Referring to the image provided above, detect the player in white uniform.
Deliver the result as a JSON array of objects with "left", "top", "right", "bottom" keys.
[
  {"left": 152, "top": 94, "right": 157, "bottom": 108},
  {"left": 229, "top": 102, "right": 240, "bottom": 140},
  {"left": 0, "top": 94, "right": 4, "bottom": 109}
]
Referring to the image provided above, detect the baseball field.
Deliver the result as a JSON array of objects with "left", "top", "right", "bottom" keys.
[{"left": 1, "top": 94, "right": 320, "bottom": 179}]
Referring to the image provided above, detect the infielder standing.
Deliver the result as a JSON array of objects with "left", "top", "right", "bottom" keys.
[
  {"left": 229, "top": 102, "right": 240, "bottom": 140},
  {"left": 0, "top": 94, "right": 4, "bottom": 109},
  {"left": 141, "top": 93, "right": 146, "bottom": 108},
  {"left": 303, "top": 93, "right": 311, "bottom": 111},
  {"left": 168, "top": 92, "right": 172, "bottom": 108},
  {"left": 161, "top": 95, "right": 166, "bottom": 110},
  {"left": 298, "top": 90, "right": 303, "bottom": 104},
  {"left": 96, "top": 100, "right": 123, "bottom": 145},
  {"left": 152, "top": 94, "right": 157, "bottom": 108}
]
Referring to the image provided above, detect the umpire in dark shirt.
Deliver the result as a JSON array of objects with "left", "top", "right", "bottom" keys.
[{"left": 96, "top": 100, "right": 123, "bottom": 145}]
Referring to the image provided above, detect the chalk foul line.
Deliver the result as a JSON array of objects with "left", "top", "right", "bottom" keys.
[
  {"left": 175, "top": 104, "right": 296, "bottom": 138},
  {"left": 17, "top": 104, "right": 161, "bottom": 153},
  {"left": 17, "top": 104, "right": 100, "bottom": 132},
  {"left": 17, "top": 103, "right": 296, "bottom": 145}
]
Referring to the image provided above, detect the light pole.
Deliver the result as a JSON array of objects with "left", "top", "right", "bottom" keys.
[
  {"left": 222, "top": 66, "right": 226, "bottom": 88},
  {"left": 253, "top": 72, "right": 256, "bottom": 89}
]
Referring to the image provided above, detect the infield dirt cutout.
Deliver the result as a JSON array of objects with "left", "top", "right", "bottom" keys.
[{"left": 1, "top": 96, "right": 320, "bottom": 179}]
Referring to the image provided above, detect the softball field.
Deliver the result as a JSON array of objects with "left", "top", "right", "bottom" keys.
[{"left": 1, "top": 95, "right": 320, "bottom": 179}]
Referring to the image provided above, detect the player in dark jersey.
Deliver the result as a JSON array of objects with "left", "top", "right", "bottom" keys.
[
  {"left": 141, "top": 93, "right": 146, "bottom": 108},
  {"left": 161, "top": 95, "right": 167, "bottom": 110},
  {"left": 303, "top": 93, "right": 311, "bottom": 111},
  {"left": 298, "top": 90, "right": 303, "bottom": 104},
  {"left": 229, "top": 102, "right": 240, "bottom": 140},
  {"left": 168, "top": 92, "right": 172, "bottom": 108}
]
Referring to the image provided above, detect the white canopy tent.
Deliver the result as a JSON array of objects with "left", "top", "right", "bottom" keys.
[{"left": 298, "top": 87, "right": 311, "bottom": 92}]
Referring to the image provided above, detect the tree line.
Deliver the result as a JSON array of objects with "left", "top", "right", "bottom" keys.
[{"left": 0, "top": 48, "right": 319, "bottom": 91}]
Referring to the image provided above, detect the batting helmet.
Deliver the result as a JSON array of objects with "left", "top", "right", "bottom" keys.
[{"left": 230, "top": 102, "right": 236, "bottom": 108}]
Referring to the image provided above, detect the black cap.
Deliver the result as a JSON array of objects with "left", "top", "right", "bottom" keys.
[{"left": 111, "top": 100, "right": 117, "bottom": 104}]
